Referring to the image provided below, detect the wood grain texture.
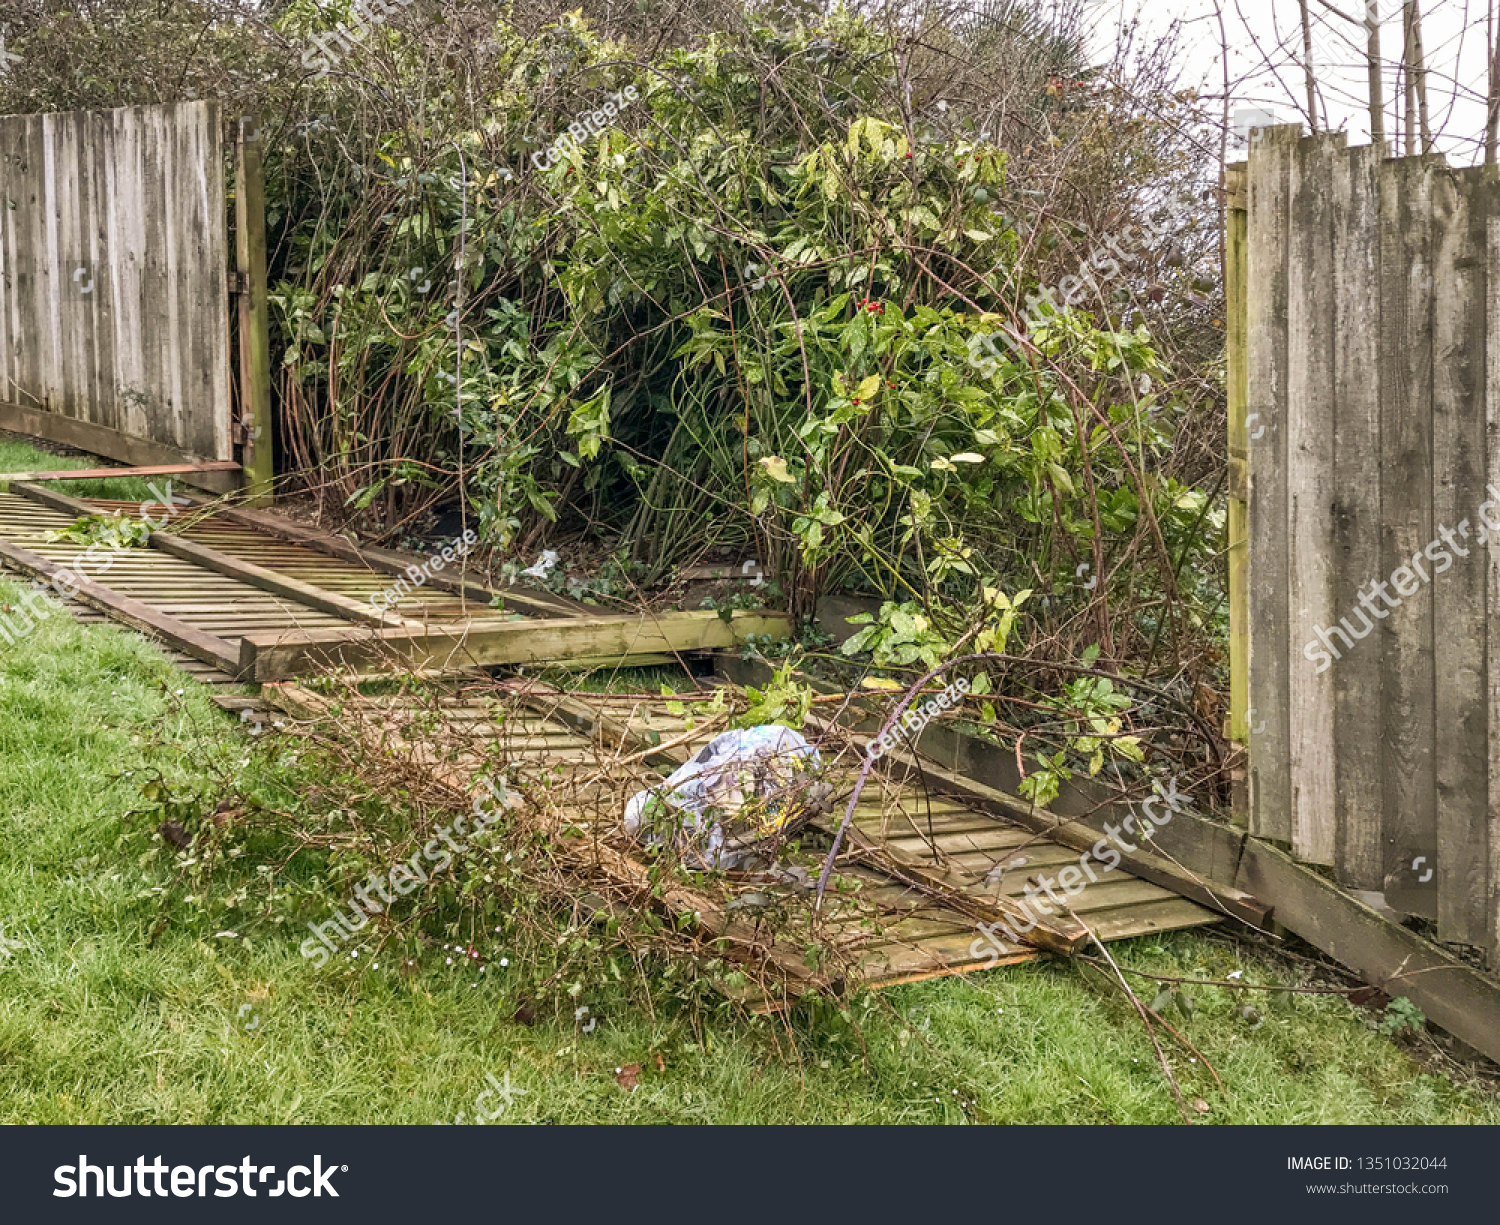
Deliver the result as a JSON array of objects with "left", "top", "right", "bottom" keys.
[
  {"left": 0, "top": 101, "right": 230, "bottom": 465},
  {"left": 1430, "top": 166, "right": 1490, "bottom": 946},
  {"left": 239, "top": 610, "right": 794, "bottom": 681},
  {"left": 1286, "top": 134, "right": 1340, "bottom": 865},
  {"left": 1226, "top": 163, "right": 1250, "bottom": 784},
  {"left": 1246, "top": 125, "right": 1300, "bottom": 845},
  {"left": 1330, "top": 141, "right": 1386, "bottom": 890},
  {"left": 1486, "top": 209, "right": 1500, "bottom": 966},
  {"left": 1378, "top": 154, "right": 1439, "bottom": 920}
]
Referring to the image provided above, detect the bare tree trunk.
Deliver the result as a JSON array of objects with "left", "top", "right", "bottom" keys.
[
  {"left": 1403, "top": 1, "right": 1417, "bottom": 155},
  {"left": 1366, "top": 0, "right": 1386, "bottom": 147},
  {"left": 1408, "top": 0, "right": 1431, "bottom": 152},
  {"left": 1299, "top": 0, "right": 1321, "bottom": 130},
  {"left": 1488, "top": 0, "right": 1500, "bottom": 164}
]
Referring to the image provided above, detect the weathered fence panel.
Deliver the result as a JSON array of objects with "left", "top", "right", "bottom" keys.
[
  {"left": 0, "top": 101, "right": 230, "bottom": 464},
  {"left": 1244, "top": 127, "right": 1500, "bottom": 960}
]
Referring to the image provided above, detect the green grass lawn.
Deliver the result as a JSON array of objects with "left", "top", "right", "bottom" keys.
[{"left": 0, "top": 577, "right": 1496, "bottom": 1124}]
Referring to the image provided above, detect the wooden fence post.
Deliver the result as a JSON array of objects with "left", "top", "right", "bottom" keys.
[
  {"left": 1226, "top": 162, "right": 1250, "bottom": 824},
  {"left": 235, "top": 115, "right": 273, "bottom": 507}
]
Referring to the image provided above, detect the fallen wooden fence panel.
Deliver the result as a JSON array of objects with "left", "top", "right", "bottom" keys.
[{"left": 0, "top": 535, "right": 241, "bottom": 674}]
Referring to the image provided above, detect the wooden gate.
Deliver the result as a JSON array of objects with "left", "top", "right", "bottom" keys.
[
  {"left": 0, "top": 101, "right": 241, "bottom": 485},
  {"left": 1233, "top": 126, "right": 1500, "bottom": 962}
]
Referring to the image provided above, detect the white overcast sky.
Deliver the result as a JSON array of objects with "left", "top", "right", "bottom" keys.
[{"left": 1075, "top": 0, "right": 1493, "bottom": 163}]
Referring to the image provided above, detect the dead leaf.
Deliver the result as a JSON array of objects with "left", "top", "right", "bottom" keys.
[
  {"left": 159, "top": 820, "right": 191, "bottom": 849},
  {"left": 614, "top": 1063, "right": 641, "bottom": 1090},
  {"left": 653, "top": 1052, "right": 666, "bottom": 1073}
]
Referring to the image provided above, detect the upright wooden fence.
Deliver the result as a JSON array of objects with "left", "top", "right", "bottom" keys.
[
  {"left": 0, "top": 100, "right": 232, "bottom": 468},
  {"left": 1236, "top": 126, "right": 1499, "bottom": 962}
]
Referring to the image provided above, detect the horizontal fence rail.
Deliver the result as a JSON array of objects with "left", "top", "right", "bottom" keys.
[{"left": 1244, "top": 126, "right": 1499, "bottom": 962}]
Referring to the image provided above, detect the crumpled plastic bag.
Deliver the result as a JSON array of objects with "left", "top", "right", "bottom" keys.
[{"left": 624, "top": 725, "right": 820, "bottom": 869}]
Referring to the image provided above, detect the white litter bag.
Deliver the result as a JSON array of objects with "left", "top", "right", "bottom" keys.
[{"left": 623, "top": 725, "right": 820, "bottom": 869}]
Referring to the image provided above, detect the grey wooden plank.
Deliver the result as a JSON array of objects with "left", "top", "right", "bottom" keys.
[
  {"left": 1430, "top": 165, "right": 1490, "bottom": 947},
  {"left": 1246, "top": 124, "right": 1300, "bottom": 844},
  {"left": 1331, "top": 140, "right": 1386, "bottom": 890},
  {"left": 36, "top": 112, "right": 60, "bottom": 414},
  {"left": 1379, "top": 154, "right": 1439, "bottom": 920},
  {"left": 1487, "top": 206, "right": 1500, "bottom": 965},
  {"left": 1287, "top": 134, "right": 1340, "bottom": 866}
]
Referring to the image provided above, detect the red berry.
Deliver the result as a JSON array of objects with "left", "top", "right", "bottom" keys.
[{"left": 853, "top": 398, "right": 861, "bottom": 405}]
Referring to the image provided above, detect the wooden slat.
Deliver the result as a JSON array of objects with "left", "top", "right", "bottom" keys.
[
  {"left": 1430, "top": 165, "right": 1491, "bottom": 946},
  {"left": 239, "top": 610, "right": 793, "bottom": 681},
  {"left": 1286, "top": 133, "right": 1340, "bottom": 865},
  {"left": 234, "top": 115, "right": 273, "bottom": 504},
  {"left": 0, "top": 461, "right": 239, "bottom": 483},
  {"left": 265, "top": 681, "right": 840, "bottom": 1001},
  {"left": 1330, "top": 140, "right": 1386, "bottom": 890},
  {"left": 1226, "top": 161, "right": 1250, "bottom": 778},
  {"left": 1379, "top": 154, "right": 1439, "bottom": 919},
  {"left": 1246, "top": 125, "right": 1299, "bottom": 844},
  {"left": 1486, "top": 205, "right": 1500, "bottom": 964}
]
